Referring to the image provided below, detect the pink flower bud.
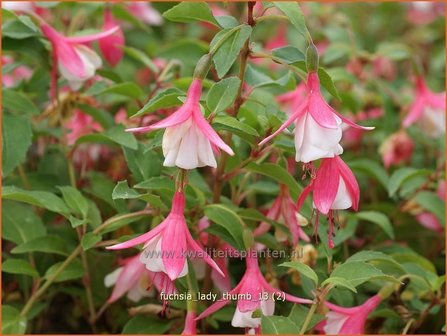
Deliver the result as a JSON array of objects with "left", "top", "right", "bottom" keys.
[{"left": 99, "top": 9, "right": 124, "bottom": 67}]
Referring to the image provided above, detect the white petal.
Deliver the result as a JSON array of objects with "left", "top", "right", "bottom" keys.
[
  {"left": 295, "top": 112, "right": 343, "bottom": 163},
  {"left": 196, "top": 124, "right": 217, "bottom": 167},
  {"left": 104, "top": 267, "right": 123, "bottom": 287},
  {"left": 421, "top": 107, "right": 445, "bottom": 137},
  {"left": 260, "top": 296, "right": 275, "bottom": 316},
  {"left": 331, "top": 177, "right": 353, "bottom": 210},
  {"left": 323, "top": 311, "right": 349, "bottom": 335},
  {"left": 231, "top": 308, "right": 260, "bottom": 329},
  {"left": 140, "top": 235, "right": 165, "bottom": 273}
]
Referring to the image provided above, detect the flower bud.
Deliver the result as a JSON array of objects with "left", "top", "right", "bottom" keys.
[
  {"left": 193, "top": 53, "right": 213, "bottom": 80},
  {"left": 306, "top": 43, "right": 319, "bottom": 72}
]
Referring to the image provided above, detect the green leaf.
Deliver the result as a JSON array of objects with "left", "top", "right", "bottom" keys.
[
  {"left": 12, "top": 235, "right": 69, "bottom": 256},
  {"left": 349, "top": 158, "right": 389, "bottom": 190},
  {"left": 346, "top": 250, "right": 405, "bottom": 274},
  {"left": 273, "top": 2, "right": 308, "bottom": 37},
  {"left": 2, "top": 258, "right": 39, "bottom": 278},
  {"left": 2, "top": 201, "right": 46, "bottom": 245},
  {"left": 330, "top": 261, "right": 399, "bottom": 287},
  {"left": 2, "top": 186, "right": 70, "bottom": 216},
  {"left": 162, "top": 2, "right": 219, "bottom": 27},
  {"left": 245, "top": 162, "right": 301, "bottom": 199},
  {"left": 44, "top": 260, "right": 84, "bottom": 282},
  {"left": 122, "top": 315, "right": 173, "bottom": 334},
  {"left": 2, "top": 113, "right": 32, "bottom": 177},
  {"left": 123, "top": 46, "right": 158, "bottom": 73},
  {"left": 76, "top": 125, "right": 138, "bottom": 150},
  {"left": 2, "top": 89, "right": 39, "bottom": 115},
  {"left": 132, "top": 87, "right": 184, "bottom": 117},
  {"left": 376, "top": 42, "right": 411, "bottom": 61},
  {"left": 57, "top": 186, "right": 89, "bottom": 219},
  {"left": 261, "top": 315, "right": 300, "bottom": 334},
  {"left": 321, "top": 276, "right": 357, "bottom": 293},
  {"left": 280, "top": 261, "right": 318, "bottom": 286},
  {"left": 212, "top": 115, "right": 259, "bottom": 144},
  {"left": 354, "top": 211, "right": 394, "bottom": 239},
  {"left": 97, "top": 82, "right": 144, "bottom": 99},
  {"left": 388, "top": 168, "right": 432, "bottom": 197},
  {"left": 204, "top": 204, "right": 245, "bottom": 251},
  {"left": 206, "top": 76, "right": 241, "bottom": 113},
  {"left": 2, "top": 306, "right": 27, "bottom": 334},
  {"left": 413, "top": 191, "right": 445, "bottom": 225},
  {"left": 2, "top": 15, "right": 40, "bottom": 39},
  {"left": 112, "top": 180, "right": 163, "bottom": 208},
  {"left": 288, "top": 304, "right": 325, "bottom": 332},
  {"left": 81, "top": 232, "right": 101, "bottom": 251},
  {"left": 318, "top": 67, "right": 341, "bottom": 101},
  {"left": 123, "top": 143, "right": 162, "bottom": 182},
  {"left": 272, "top": 46, "right": 305, "bottom": 64},
  {"left": 210, "top": 25, "right": 252, "bottom": 78}
]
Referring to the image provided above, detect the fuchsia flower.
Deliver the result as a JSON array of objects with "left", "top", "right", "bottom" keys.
[
  {"left": 126, "top": 3, "right": 163, "bottom": 26},
  {"left": 126, "top": 79, "right": 234, "bottom": 169},
  {"left": 181, "top": 312, "right": 197, "bottom": 336},
  {"left": 321, "top": 295, "right": 381, "bottom": 335},
  {"left": 104, "top": 254, "right": 176, "bottom": 305},
  {"left": 379, "top": 130, "right": 414, "bottom": 169},
  {"left": 107, "top": 192, "right": 224, "bottom": 281},
  {"left": 41, "top": 22, "right": 119, "bottom": 91},
  {"left": 196, "top": 250, "right": 312, "bottom": 333},
  {"left": 297, "top": 155, "right": 360, "bottom": 248},
  {"left": 104, "top": 254, "right": 151, "bottom": 303},
  {"left": 98, "top": 9, "right": 124, "bottom": 67},
  {"left": 65, "top": 109, "right": 103, "bottom": 145},
  {"left": 254, "top": 184, "right": 310, "bottom": 246},
  {"left": 259, "top": 72, "right": 373, "bottom": 163},
  {"left": 403, "top": 76, "right": 445, "bottom": 137}
]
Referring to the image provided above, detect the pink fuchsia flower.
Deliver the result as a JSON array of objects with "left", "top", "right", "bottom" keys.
[
  {"left": 2, "top": 56, "right": 32, "bottom": 88},
  {"left": 195, "top": 249, "right": 312, "bottom": 332},
  {"left": 372, "top": 56, "right": 397, "bottom": 81},
  {"left": 126, "top": 2, "right": 163, "bottom": 26},
  {"left": 107, "top": 191, "right": 224, "bottom": 281},
  {"left": 416, "top": 180, "right": 445, "bottom": 233},
  {"left": 297, "top": 155, "right": 360, "bottom": 248},
  {"left": 407, "top": 2, "right": 444, "bottom": 25},
  {"left": 379, "top": 130, "right": 414, "bottom": 169},
  {"left": 182, "top": 312, "right": 197, "bottom": 336},
  {"left": 65, "top": 109, "right": 103, "bottom": 145},
  {"left": 259, "top": 72, "right": 373, "bottom": 163},
  {"left": 98, "top": 9, "right": 125, "bottom": 67},
  {"left": 321, "top": 295, "right": 381, "bottom": 335},
  {"left": 403, "top": 76, "right": 445, "bottom": 137},
  {"left": 254, "top": 184, "right": 310, "bottom": 246},
  {"left": 104, "top": 254, "right": 151, "bottom": 303},
  {"left": 41, "top": 22, "right": 119, "bottom": 91},
  {"left": 126, "top": 79, "right": 234, "bottom": 169}
]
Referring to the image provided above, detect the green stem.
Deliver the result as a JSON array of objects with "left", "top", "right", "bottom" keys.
[{"left": 300, "top": 300, "right": 318, "bottom": 334}]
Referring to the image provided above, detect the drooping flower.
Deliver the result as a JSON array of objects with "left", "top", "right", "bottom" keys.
[
  {"left": 98, "top": 9, "right": 125, "bottom": 67},
  {"left": 104, "top": 254, "right": 151, "bottom": 303},
  {"left": 253, "top": 184, "right": 310, "bottom": 246},
  {"left": 195, "top": 249, "right": 312, "bottom": 333},
  {"left": 379, "top": 130, "right": 414, "bottom": 169},
  {"left": 182, "top": 312, "right": 197, "bottom": 335},
  {"left": 297, "top": 155, "right": 360, "bottom": 248},
  {"left": 402, "top": 76, "right": 445, "bottom": 137},
  {"left": 259, "top": 72, "right": 373, "bottom": 163},
  {"left": 107, "top": 191, "right": 224, "bottom": 281},
  {"left": 321, "top": 295, "right": 381, "bottom": 335},
  {"left": 65, "top": 109, "right": 103, "bottom": 145},
  {"left": 126, "top": 2, "right": 163, "bottom": 26},
  {"left": 41, "top": 22, "right": 119, "bottom": 91},
  {"left": 126, "top": 79, "right": 234, "bottom": 169}
]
